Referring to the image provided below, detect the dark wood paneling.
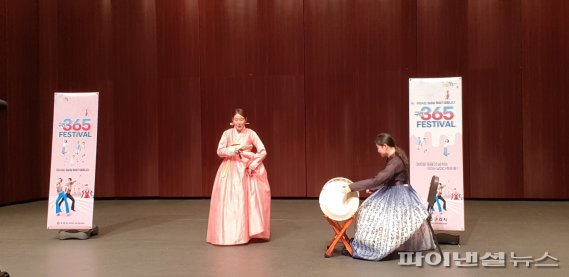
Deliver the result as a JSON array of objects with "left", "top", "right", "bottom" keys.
[
  {"left": 0, "top": 0, "right": 5, "bottom": 99},
  {"left": 156, "top": 0, "right": 202, "bottom": 196},
  {"left": 4, "top": 0, "right": 40, "bottom": 203},
  {"left": 416, "top": 1, "right": 527, "bottom": 199},
  {"left": 261, "top": 76, "right": 305, "bottom": 196},
  {"left": 200, "top": 76, "right": 306, "bottom": 197},
  {"left": 112, "top": 0, "right": 159, "bottom": 196},
  {"left": 57, "top": 0, "right": 112, "bottom": 90},
  {"left": 416, "top": 0, "right": 468, "bottom": 76},
  {"left": 200, "top": 0, "right": 265, "bottom": 77},
  {"left": 261, "top": 0, "right": 306, "bottom": 197},
  {"left": 2, "top": 0, "right": 567, "bottom": 202},
  {"left": 465, "top": 0, "right": 523, "bottom": 198},
  {"left": 200, "top": 78, "right": 255, "bottom": 197},
  {"left": 92, "top": 0, "right": 115, "bottom": 197},
  {"left": 266, "top": 1, "right": 304, "bottom": 75},
  {"left": 416, "top": 0, "right": 470, "bottom": 196},
  {"left": 0, "top": 0, "right": 7, "bottom": 204},
  {"left": 200, "top": 0, "right": 305, "bottom": 197},
  {"left": 304, "top": 0, "right": 416, "bottom": 196},
  {"left": 39, "top": 0, "right": 116, "bottom": 197},
  {"left": 38, "top": 0, "right": 59, "bottom": 198},
  {"left": 522, "top": 0, "right": 569, "bottom": 198}
]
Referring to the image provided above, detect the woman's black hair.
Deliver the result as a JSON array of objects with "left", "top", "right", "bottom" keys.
[
  {"left": 375, "top": 133, "right": 409, "bottom": 168},
  {"left": 375, "top": 133, "right": 410, "bottom": 182},
  {"left": 232, "top": 108, "right": 247, "bottom": 119}
]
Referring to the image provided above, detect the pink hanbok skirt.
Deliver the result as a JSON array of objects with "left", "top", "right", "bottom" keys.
[{"left": 207, "top": 156, "right": 271, "bottom": 245}]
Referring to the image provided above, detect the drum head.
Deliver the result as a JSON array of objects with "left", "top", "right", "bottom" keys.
[{"left": 319, "top": 177, "right": 359, "bottom": 221}]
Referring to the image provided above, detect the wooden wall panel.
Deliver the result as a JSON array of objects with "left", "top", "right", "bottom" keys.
[
  {"left": 112, "top": 0, "right": 159, "bottom": 196},
  {"left": 416, "top": 0, "right": 527, "bottom": 199},
  {"left": 200, "top": 0, "right": 305, "bottom": 197},
  {"left": 3, "top": 0, "right": 40, "bottom": 204},
  {"left": 261, "top": 76, "right": 305, "bottom": 196},
  {"left": 38, "top": 0, "right": 59, "bottom": 199},
  {"left": 262, "top": 1, "right": 305, "bottom": 197},
  {"left": 156, "top": 0, "right": 202, "bottom": 196},
  {"left": 0, "top": 0, "right": 5, "bottom": 99},
  {"left": 465, "top": 0, "right": 523, "bottom": 198},
  {"left": 304, "top": 0, "right": 416, "bottom": 196},
  {"left": 522, "top": 0, "right": 569, "bottom": 198},
  {"left": 1, "top": 0, "right": 568, "bottom": 202},
  {"left": 38, "top": 0, "right": 116, "bottom": 197},
  {"left": 416, "top": 0, "right": 467, "bottom": 76},
  {"left": 92, "top": 0, "right": 115, "bottom": 198},
  {"left": 0, "top": 0, "right": 7, "bottom": 204},
  {"left": 416, "top": 0, "right": 470, "bottom": 197}
]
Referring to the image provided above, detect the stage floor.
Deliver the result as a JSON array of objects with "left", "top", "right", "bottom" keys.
[{"left": 1, "top": 199, "right": 568, "bottom": 276}]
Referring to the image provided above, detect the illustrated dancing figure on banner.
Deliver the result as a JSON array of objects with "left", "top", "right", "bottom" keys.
[
  {"left": 435, "top": 182, "right": 447, "bottom": 213},
  {"left": 416, "top": 137, "right": 428, "bottom": 153},
  {"left": 61, "top": 140, "right": 68, "bottom": 156},
  {"left": 75, "top": 141, "right": 81, "bottom": 156},
  {"left": 207, "top": 108, "right": 271, "bottom": 245},
  {"left": 416, "top": 137, "right": 422, "bottom": 150},
  {"left": 443, "top": 138, "right": 450, "bottom": 157},
  {"left": 82, "top": 184, "right": 93, "bottom": 198},
  {"left": 451, "top": 188, "right": 461, "bottom": 200},
  {"left": 341, "top": 133, "right": 435, "bottom": 261},
  {"left": 58, "top": 177, "right": 77, "bottom": 213},
  {"left": 55, "top": 178, "right": 70, "bottom": 216}
]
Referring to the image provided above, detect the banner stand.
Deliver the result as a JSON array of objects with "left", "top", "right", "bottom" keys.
[
  {"left": 409, "top": 78, "right": 465, "bottom": 246},
  {"left": 47, "top": 93, "right": 99, "bottom": 233},
  {"left": 435, "top": 232, "right": 460, "bottom": 245},
  {"left": 58, "top": 225, "right": 99, "bottom": 240}
]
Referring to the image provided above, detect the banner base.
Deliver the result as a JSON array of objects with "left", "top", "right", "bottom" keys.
[
  {"left": 435, "top": 233, "right": 460, "bottom": 245},
  {"left": 58, "top": 225, "right": 99, "bottom": 240}
]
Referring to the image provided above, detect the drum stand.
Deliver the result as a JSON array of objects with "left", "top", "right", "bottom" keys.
[{"left": 323, "top": 215, "right": 354, "bottom": 258}]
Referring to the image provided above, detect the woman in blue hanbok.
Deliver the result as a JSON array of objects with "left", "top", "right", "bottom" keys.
[{"left": 342, "top": 133, "right": 435, "bottom": 261}]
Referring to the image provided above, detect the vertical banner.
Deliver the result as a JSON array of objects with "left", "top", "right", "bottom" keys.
[
  {"left": 47, "top": 93, "right": 99, "bottom": 230},
  {"left": 409, "top": 78, "right": 464, "bottom": 231}
]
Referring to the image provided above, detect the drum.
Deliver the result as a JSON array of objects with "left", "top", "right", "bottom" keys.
[{"left": 319, "top": 177, "right": 359, "bottom": 221}]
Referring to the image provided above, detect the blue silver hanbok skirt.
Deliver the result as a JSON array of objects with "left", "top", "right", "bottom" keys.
[{"left": 351, "top": 184, "right": 436, "bottom": 261}]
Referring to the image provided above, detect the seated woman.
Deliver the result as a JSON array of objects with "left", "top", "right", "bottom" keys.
[{"left": 342, "top": 133, "right": 435, "bottom": 261}]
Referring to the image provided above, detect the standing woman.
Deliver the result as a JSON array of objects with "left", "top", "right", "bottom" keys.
[
  {"left": 342, "top": 133, "right": 435, "bottom": 260},
  {"left": 207, "top": 108, "right": 271, "bottom": 245}
]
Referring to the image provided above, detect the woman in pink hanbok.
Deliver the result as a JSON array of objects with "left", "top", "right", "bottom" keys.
[{"left": 207, "top": 108, "right": 271, "bottom": 245}]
